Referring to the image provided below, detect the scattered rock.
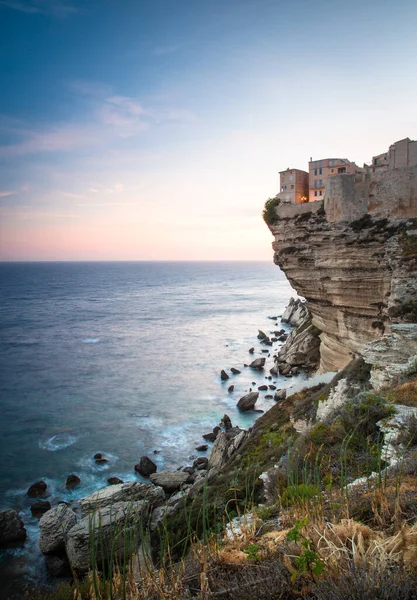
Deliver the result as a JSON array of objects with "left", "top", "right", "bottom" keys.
[
  {"left": 30, "top": 501, "right": 51, "bottom": 518},
  {"left": 150, "top": 472, "right": 190, "bottom": 494},
  {"left": 265, "top": 395, "right": 273, "bottom": 399},
  {"left": 221, "top": 414, "right": 232, "bottom": 431},
  {"left": 66, "top": 501, "right": 146, "bottom": 572},
  {"left": 27, "top": 480, "right": 47, "bottom": 498},
  {"left": 193, "top": 457, "right": 209, "bottom": 470},
  {"left": 281, "top": 297, "right": 309, "bottom": 327},
  {"left": 66, "top": 474, "right": 81, "bottom": 489},
  {"left": 45, "top": 555, "right": 71, "bottom": 578},
  {"left": 203, "top": 426, "right": 221, "bottom": 442},
  {"left": 220, "top": 370, "right": 229, "bottom": 381},
  {"left": 182, "top": 466, "right": 194, "bottom": 475},
  {"left": 0, "top": 509, "right": 27, "bottom": 545},
  {"left": 153, "top": 449, "right": 161, "bottom": 454},
  {"left": 271, "top": 337, "right": 278, "bottom": 342},
  {"left": 79, "top": 482, "right": 165, "bottom": 515},
  {"left": 269, "top": 384, "right": 277, "bottom": 390},
  {"left": 134, "top": 456, "right": 157, "bottom": 477},
  {"left": 249, "top": 358, "right": 266, "bottom": 369},
  {"left": 228, "top": 385, "right": 234, "bottom": 393},
  {"left": 39, "top": 504, "right": 77, "bottom": 555},
  {"left": 274, "top": 389, "right": 287, "bottom": 402},
  {"left": 257, "top": 330, "right": 268, "bottom": 340},
  {"left": 231, "top": 368, "right": 241, "bottom": 374},
  {"left": 258, "top": 385, "right": 268, "bottom": 391},
  {"left": 195, "top": 444, "right": 208, "bottom": 452},
  {"left": 249, "top": 347, "right": 255, "bottom": 354},
  {"left": 93, "top": 453, "right": 102, "bottom": 459},
  {"left": 261, "top": 349, "right": 269, "bottom": 353},
  {"left": 237, "top": 392, "right": 259, "bottom": 411},
  {"left": 268, "top": 316, "right": 278, "bottom": 320},
  {"left": 107, "top": 477, "right": 124, "bottom": 485}
]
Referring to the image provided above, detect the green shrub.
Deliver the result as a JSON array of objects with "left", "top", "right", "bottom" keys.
[{"left": 263, "top": 197, "right": 280, "bottom": 225}]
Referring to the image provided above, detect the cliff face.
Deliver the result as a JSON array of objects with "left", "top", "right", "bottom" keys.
[{"left": 267, "top": 168, "right": 417, "bottom": 373}]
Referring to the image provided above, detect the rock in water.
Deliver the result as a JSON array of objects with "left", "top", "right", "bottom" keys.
[
  {"left": 274, "top": 389, "right": 287, "bottom": 402},
  {"left": 27, "top": 480, "right": 47, "bottom": 498},
  {"left": 249, "top": 347, "right": 255, "bottom": 354},
  {"left": 134, "top": 456, "right": 157, "bottom": 477},
  {"left": 257, "top": 330, "right": 267, "bottom": 340},
  {"left": 150, "top": 472, "right": 190, "bottom": 493},
  {"left": 228, "top": 385, "right": 234, "bottom": 393},
  {"left": 237, "top": 392, "right": 259, "bottom": 411},
  {"left": 193, "top": 457, "right": 209, "bottom": 470},
  {"left": 195, "top": 444, "right": 208, "bottom": 452},
  {"left": 220, "top": 370, "right": 229, "bottom": 381},
  {"left": 202, "top": 426, "right": 221, "bottom": 442},
  {"left": 281, "top": 298, "right": 309, "bottom": 326},
  {"left": 39, "top": 504, "right": 77, "bottom": 555},
  {"left": 65, "top": 501, "right": 146, "bottom": 572},
  {"left": 30, "top": 501, "right": 51, "bottom": 518},
  {"left": 258, "top": 385, "right": 268, "bottom": 391},
  {"left": 231, "top": 367, "right": 241, "bottom": 374},
  {"left": 66, "top": 474, "right": 81, "bottom": 489},
  {"left": 0, "top": 509, "right": 27, "bottom": 545},
  {"left": 107, "top": 477, "right": 124, "bottom": 485},
  {"left": 221, "top": 414, "right": 232, "bottom": 430},
  {"left": 249, "top": 358, "right": 266, "bottom": 369}
]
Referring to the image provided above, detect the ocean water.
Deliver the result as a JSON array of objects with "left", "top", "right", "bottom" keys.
[{"left": 0, "top": 261, "right": 304, "bottom": 594}]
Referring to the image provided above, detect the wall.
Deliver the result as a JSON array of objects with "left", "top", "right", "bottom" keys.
[{"left": 325, "top": 165, "right": 417, "bottom": 223}]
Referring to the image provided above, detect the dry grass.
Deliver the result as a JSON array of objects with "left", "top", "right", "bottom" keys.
[{"left": 386, "top": 379, "right": 417, "bottom": 407}]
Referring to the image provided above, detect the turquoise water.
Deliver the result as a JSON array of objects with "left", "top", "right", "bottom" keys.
[{"left": 0, "top": 261, "right": 301, "bottom": 594}]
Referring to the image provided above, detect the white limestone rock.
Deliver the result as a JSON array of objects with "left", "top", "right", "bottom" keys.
[
  {"left": 39, "top": 504, "right": 77, "bottom": 555},
  {"left": 78, "top": 481, "right": 164, "bottom": 515}
]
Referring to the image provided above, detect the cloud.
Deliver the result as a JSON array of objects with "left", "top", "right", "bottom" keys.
[
  {"left": 0, "top": 0, "right": 80, "bottom": 16},
  {"left": 0, "top": 190, "right": 16, "bottom": 197},
  {"left": 97, "top": 96, "right": 151, "bottom": 137}
]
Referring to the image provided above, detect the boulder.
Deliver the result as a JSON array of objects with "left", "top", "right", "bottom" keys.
[
  {"left": 107, "top": 477, "right": 124, "bottom": 485},
  {"left": 237, "top": 392, "right": 259, "bottom": 411},
  {"left": 203, "top": 426, "right": 220, "bottom": 442},
  {"left": 220, "top": 370, "right": 229, "bottom": 381},
  {"left": 93, "top": 453, "right": 103, "bottom": 459},
  {"left": 193, "top": 457, "right": 209, "bottom": 470},
  {"left": 95, "top": 457, "right": 108, "bottom": 464},
  {"left": 231, "top": 368, "right": 241, "bottom": 375},
  {"left": 39, "top": 504, "right": 77, "bottom": 555},
  {"left": 79, "top": 481, "right": 164, "bottom": 515},
  {"left": 27, "top": 480, "right": 47, "bottom": 498},
  {"left": 258, "top": 385, "right": 268, "bottom": 391},
  {"left": 30, "top": 501, "right": 51, "bottom": 518},
  {"left": 269, "top": 384, "right": 277, "bottom": 390},
  {"left": 281, "top": 297, "right": 309, "bottom": 327},
  {"left": 196, "top": 444, "right": 208, "bottom": 451},
  {"left": 249, "top": 357, "right": 266, "bottom": 369},
  {"left": 135, "top": 456, "right": 157, "bottom": 477},
  {"left": 66, "top": 474, "right": 81, "bottom": 489},
  {"left": 221, "top": 414, "right": 232, "bottom": 431},
  {"left": 274, "top": 389, "right": 287, "bottom": 402},
  {"left": 150, "top": 472, "right": 190, "bottom": 494},
  {"left": 249, "top": 347, "right": 255, "bottom": 354},
  {"left": 0, "top": 509, "right": 27, "bottom": 545},
  {"left": 257, "top": 330, "right": 267, "bottom": 340},
  {"left": 228, "top": 385, "right": 234, "bottom": 393},
  {"left": 182, "top": 466, "right": 195, "bottom": 475},
  {"left": 66, "top": 501, "right": 147, "bottom": 572},
  {"left": 265, "top": 395, "right": 273, "bottom": 399},
  {"left": 208, "top": 429, "right": 247, "bottom": 473}
]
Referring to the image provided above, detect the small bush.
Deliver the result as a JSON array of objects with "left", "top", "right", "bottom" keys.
[
  {"left": 281, "top": 484, "right": 319, "bottom": 507},
  {"left": 263, "top": 197, "right": 280, "bottom": 225}
]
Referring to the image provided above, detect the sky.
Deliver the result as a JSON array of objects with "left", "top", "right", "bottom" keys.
[{"left": 0, "top": 0, "right": 416, "bottom": 261}]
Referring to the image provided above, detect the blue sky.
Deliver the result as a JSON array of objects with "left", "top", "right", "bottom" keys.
[{"left": 1, "top": 0, "right": 416, "bottom": 260}]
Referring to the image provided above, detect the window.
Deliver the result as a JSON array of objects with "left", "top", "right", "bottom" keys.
[
  {"left": 319, "top": 190, "right": 322, "bottom": 196},
  {"left": 285, "top": 194, "right": 290, "bottom": 201},
  {"left": 331, "top": 169, "right": 334, "bottom": 173},
  {"left": 319, "top": 168, "right": 322, "bottom": 175},
  {"left": 291, "top": 184, "right": 294, "bottom": 189},
  {"left": 338, "top": 167, "right": 346, "bottom": 174},
  {"left": 319, "top": 179, "right": 322, "bottom": 186},
  {"left": 290, "top": 175, "right": 293, "bottom": 181},
  {"left": 314, "top": 191, "right": 318, "bottom": 197},
  {"left": 314, "top": 180, "right": 318, "bottom": 188},
  {"left": 281, "top": 186, "right": 284, "bottom": 191},
  {"left": 314, "top": 168, "right": 317, "bottom": 176}
]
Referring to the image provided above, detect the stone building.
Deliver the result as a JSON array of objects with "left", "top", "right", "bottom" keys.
[
  {"left": 370, "top": 137, "right": 417, "bottom": 173},
  {"left": 308, "top": 158, "right": 362, "bottom": 202},
  {"left": 277, "top": 168, "right": 309, "bottom": 204}
]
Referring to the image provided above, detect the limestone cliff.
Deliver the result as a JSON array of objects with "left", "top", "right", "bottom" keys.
[{"left": 266, "top": 167, "right": 417, "bottom": 373}]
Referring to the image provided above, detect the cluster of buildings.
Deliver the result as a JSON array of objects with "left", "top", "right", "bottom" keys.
[{"left": 278, "top": 137, "right": 417, "bottom": 204}]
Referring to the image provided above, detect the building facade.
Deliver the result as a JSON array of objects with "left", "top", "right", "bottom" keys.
[
  {"left": 308, "top": 158, "right": 361, "bottom": 202},
  {"left": 277, "top": 168, "right": 309, "bottom": 204},
  {"left": 370, "top": 138, "right": 417, "bottom": 173}
]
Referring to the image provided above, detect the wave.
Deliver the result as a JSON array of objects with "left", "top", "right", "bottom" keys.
[
  {"left": 38, "top": 433, "right": 78, "bottom": 452},
  {"left": 82, "top": 338, "right": 100, "bottom": 344}
]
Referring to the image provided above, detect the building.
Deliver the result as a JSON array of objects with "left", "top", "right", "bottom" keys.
[
  {"left": 277, "top": 168, "right": 309, "bottom": 204},
  {"left": 370, "top": 138, "right": 417, "bottom": 173},
  {"left": 308, "top": 158, "right": 361, "bottom": 202}
]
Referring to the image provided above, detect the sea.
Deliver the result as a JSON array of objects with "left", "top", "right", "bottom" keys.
[{"left": 0, "top": 261, "right": 316, "bottom": 595}]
